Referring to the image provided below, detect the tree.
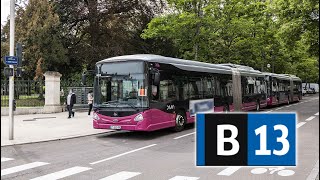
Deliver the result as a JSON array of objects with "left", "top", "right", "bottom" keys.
[
  {"left": 54, "top": 0, "right": 166, "bottom": 79},
  {"left": 142, "top": 0, "right": 319, "bottom": 81},
  {"left": 1, "top": 0, "right": 68, "bottom": 79},
  {"left": 142, "top": 0, "right": 272, "bottom": 66},
  {"left": 34, "top": 57, "right": 44, "bottom": 99}
]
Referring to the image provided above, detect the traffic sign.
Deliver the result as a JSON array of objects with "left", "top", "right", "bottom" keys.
[
  {"left": 4, "top": 56, "right": 18, "bottom": 65},
  {"left": 4, "top": 67, "right": 14, "bottom": 76},
  {"left": 196, "top": 113, "right": 296, "bottom": 166}
]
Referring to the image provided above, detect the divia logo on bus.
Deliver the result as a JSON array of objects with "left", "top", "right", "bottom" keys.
[{"left": 196, "top": 113, "right": 296, "bottom": 166}]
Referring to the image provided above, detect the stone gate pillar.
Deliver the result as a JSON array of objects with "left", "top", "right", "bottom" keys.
[{"left": 43, "top": 71, "right": 62, "bottom": 113}]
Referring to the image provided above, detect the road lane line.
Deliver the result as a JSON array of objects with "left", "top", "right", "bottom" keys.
[
  {"left": 306, "top": 160, "right": 319, "bottom": 180},
  {"left": 174, "top": 132, "right": 195, "bottom": 140},
  {"left": 99, "top": 171, "right": 141, "bottom": 180},
  {"left": 1, "top": 158, "right": 14, "bottom": 162},
  {"left": 30, "top": 166, "right": 91, "bottom": 180},
  {"left": 275, "top": 107, "right": 283, "bottom": 110},
  {"left": 1, "top": 162, "right": 49, "bottom": 176},
  {"left": 297, "top": 122, "right": 306, "bottom": 128},
  {"left": 315, "top": 112, "right": 319, "bottom": 116},
  {"left": 169, "top": 176, "right": 199, "bottom": 180},
  {"left": 306, "top": 116, "right": 316, "bottom": 121},
  {"left": 90, "top": 144, "right": 157, "bottom": 165},
  {"left": 217, "top": 167, "right": 242, "bottom": 176},
  {"left": 285, "top": 105, "right": 292, "bottom": 108}
]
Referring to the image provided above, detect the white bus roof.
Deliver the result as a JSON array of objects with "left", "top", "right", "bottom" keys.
[
  {"left": 264, "top": 72, "right": 301, "bottom": 81},
  {"left": 97, "top": 54, "right": 264, "bottom": 77}
]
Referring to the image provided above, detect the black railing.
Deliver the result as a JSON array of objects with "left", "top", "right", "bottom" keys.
[
  {"left": 1, "top": 79, "right": 45, "bottom": 107},
  {"left": 60, "top": 79, "right": 94, "bottom": 108}
]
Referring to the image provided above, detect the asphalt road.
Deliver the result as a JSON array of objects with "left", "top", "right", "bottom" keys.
[{"left": 1, "top": 94, "right": 319, "bottom": 180}]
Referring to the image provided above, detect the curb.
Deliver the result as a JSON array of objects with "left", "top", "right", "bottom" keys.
[{"left": 1, "top": 130, "right": 115, "bottom": 147}]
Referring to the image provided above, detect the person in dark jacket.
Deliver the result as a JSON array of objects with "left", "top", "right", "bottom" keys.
[{"left": 66, "top": 89, "right": 76, "bottom": 118}]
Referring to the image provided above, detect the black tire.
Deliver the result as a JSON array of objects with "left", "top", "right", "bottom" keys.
[
  {"left": 173, "top": 111, "right": 186, "bottom": 132},
  {"left": 256, "top": 100, "right": 260, "bottom": 111}
]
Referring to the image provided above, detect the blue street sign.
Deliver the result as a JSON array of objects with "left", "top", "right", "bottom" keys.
[{"left": 4, "top": 56, "right": 18, "bottom": 65}]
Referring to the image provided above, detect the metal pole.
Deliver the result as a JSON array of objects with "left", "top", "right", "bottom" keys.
[{"left": 9, "top": 0, "right": 15, "bottom": 140}]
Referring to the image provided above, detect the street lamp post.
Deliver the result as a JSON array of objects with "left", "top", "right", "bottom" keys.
[{"left": 9, "top": 0, "right": 16, "bottom": 140}]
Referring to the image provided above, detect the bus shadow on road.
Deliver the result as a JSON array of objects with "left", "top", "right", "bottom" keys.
[{"left": 95, "top": 124, "right": 195, "bottom": 141}]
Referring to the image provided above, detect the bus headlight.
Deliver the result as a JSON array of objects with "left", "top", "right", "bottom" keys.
[
  {"left": 134, "top": 114, "right": 144, "bottom": 122},
  {"left": 93, "top": 113, "right": 100, "bottom": 120}
]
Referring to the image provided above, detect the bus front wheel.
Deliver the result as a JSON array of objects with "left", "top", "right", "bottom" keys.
[{"left": 173, "top": 111, "right": 186, "bottom": 132}]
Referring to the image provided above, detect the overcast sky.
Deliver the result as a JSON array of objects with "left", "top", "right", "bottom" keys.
[{"left": 1, "top": 0, "right": 10, "bottom": 25}]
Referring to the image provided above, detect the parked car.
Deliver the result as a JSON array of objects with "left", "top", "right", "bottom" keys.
[
  {"left": 302, "top": 87, "right": 307, "bottom": 96},
  {"left": 309, "top": 83, "right": 319, "bottom": 93},
  {"left": 306, "top": 87, "right": 316, "bottom": 94}
]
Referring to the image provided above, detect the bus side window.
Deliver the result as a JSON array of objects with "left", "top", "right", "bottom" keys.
[
  {"left": 203, "top": 77, "right": 213, "bottom": 98},
  {"left": 159, "top": 80, "right": 175, "bottom": 102},
  {"left": 188, "top": 78, "right": 202, "bottom": 100},
  {"left": 173, "top": 76, "right": 188, "bottom": 101}
]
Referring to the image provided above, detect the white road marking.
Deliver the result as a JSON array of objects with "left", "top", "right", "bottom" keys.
[
  {"left": 99, "top": 171, "right": 141, "bottom": 180},
  {"left": 275, "top": 107, "right": 283, "bottom": 110},
  {"left": 90, "top": 144, "right": 157, "bottom": 165},
  {"left": 277, "top": 169, "right": 295, "bottom": 176},
  {"left": 1, "top": 158, "right": 14, "bottom": 162},
  {"left": 30, "top": 166, "right": 91, "bottom": 180},
  {"left": 251, "top": 168, "right": 268, "bottom": 174},
  {"left": 1, "top": 162, "right": 49, "bottom": 176},
  {"left": 315, "top": 112, "right": 319, "bottom": 116},
  {"left": 174, "top": 132, "right": 195, "bottom": 140},
  {"left": 168, "top": 176, "right": 200, "bottom": 180},
  {"left": 296, "top": 122, "right": 306, "bottom": 128},
  {"left": 306, "top": 116, "right": 316, "bottom": 121},
  {"left": 217, "top": 167, "right": 242, "bottom": 176},
  {"left": 306, "top": 160, "right": 319, "bottom": 180}
]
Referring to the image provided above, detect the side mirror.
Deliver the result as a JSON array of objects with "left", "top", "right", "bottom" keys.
[
  {"left": 153, "top": 72, "right": 160, "bottom": 86},
  {"left": 82, "top": 73, "right": 86, "bottom": 85}
]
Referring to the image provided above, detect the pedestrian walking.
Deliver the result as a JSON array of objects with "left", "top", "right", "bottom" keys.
[
  {"left": 66, "top": 89, "right": 76, "bottom": 118},
  {"left": 87, "top": 90, "right": 94, "bottom": 115}
]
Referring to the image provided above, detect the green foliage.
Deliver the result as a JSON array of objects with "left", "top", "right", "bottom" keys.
[
  {"left": 142, "top": 0, "right": 319, "bottom": 82},
  {"left": 1, "top": 0, "right": 318, "bottom": 83}
]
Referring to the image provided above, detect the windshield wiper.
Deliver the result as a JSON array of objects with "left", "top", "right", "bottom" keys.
[
  {"left": 101, "top": 100, "right": 139, "bottom": 111},
  {"left": 118, "top": 102, "right": 138, "bottom": 111}
]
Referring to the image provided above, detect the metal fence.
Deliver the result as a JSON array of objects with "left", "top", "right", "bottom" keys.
[
  {"left": 60, "top": 80, "right": 94, "bottom": 108},
  {"left": 1, "top": 79, "right": 45, "bottom": 107}
]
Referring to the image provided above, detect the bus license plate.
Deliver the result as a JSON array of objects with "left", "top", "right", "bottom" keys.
[{"left": 110, "top": 126, "right": 121, "bottom": 130}]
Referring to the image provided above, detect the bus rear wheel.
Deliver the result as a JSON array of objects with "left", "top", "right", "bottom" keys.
[{"left": 173, "top": 111, "right": 186, "bottom": 132}]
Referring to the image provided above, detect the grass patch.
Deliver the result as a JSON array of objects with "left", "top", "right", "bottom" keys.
[{"left": 1, "top": 98, "right": 44, "bottom": 107}]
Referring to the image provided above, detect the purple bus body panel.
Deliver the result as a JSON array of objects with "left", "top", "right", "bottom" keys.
[
  {"left": 267, "top": 96, "right": 278, "bottom": 106},
  {"left": 93, "top": 101, "right": 268, "bottom": 131},
  {"left": 93, "top": 109, "right": 176, "bottom": 131}
]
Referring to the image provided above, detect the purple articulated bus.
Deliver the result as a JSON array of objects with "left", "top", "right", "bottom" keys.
[
  {"left": 264, "top": 73, "right": 302, "bottom": 107},
  {"left": 88, "top": 54, "right": 267, "bottom": 132}
]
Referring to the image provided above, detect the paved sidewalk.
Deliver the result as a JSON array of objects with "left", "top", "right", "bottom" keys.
[{"left": 1, "top": 111, "right": 113, "bottom": 146}]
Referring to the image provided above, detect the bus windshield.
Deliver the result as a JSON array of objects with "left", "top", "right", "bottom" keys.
[{"left": 94, "top": 61, "right": 148, "bottom": 108}]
